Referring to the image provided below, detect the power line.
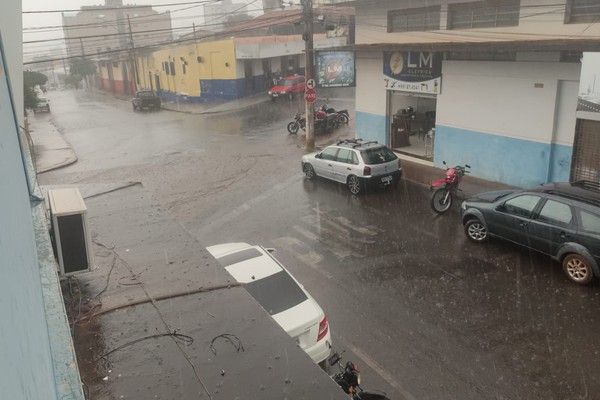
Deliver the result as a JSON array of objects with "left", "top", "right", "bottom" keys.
[
  {"left": 22, "top": 0, "right": 223, "bottom": 14},
  {"left": 23, "top": 11, "right": 310, "bottom": 65}
]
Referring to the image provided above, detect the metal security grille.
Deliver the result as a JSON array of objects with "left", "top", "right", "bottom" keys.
[
  {"left": 571, "top": 119, "right": 600, "bottom": 182},
  {"left": 566, "top": 0, "right": 600, "bottom": 23},
  {"left": 388, "top": 6, "right": 441, "bottom": 32},
  {"left": 448, "top": 0, "right": 520, "bottom": 29}
]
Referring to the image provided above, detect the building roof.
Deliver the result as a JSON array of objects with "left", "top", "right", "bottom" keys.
[{"left": 214, "top": 6, "right": 354, "bottom": 35}]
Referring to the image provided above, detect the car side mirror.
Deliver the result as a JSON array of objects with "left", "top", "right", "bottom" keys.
[
  {"left": 315, "top": 153, "right": 322, "bottom": 159},
  {"left": 495, "top": 203, "right": 506, "bottom": 212}
]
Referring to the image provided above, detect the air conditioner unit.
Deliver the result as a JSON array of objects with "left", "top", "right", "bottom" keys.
[{"left": 48, "top": 188, "right": 94, "bottom": 277}]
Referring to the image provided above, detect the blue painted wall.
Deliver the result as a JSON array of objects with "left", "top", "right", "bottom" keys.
[
  {"left": 159, "top": 77, "right": 270, "bottom": 103},
  {"left": 355, "top": 111, "right": 387, "bottom": 143},
  {"left": 434, "top": 125, "right": 573, "bottom": 188},
  {"left": 548, "top": 143, "right": 573, "bottom": 182}
]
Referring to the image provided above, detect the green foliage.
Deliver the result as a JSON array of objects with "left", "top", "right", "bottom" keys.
[
  {"left": 24, "top": 86, "right": 38, "bottom": 110},
  {"left": 24, "top": 70, "right": 48, "bottom": 88},
  {"left": 69, "top": 57, "right": 96, "bottom": 78},
  {"left": 23, "top": 70, "right": 47, "bottom": 110}
]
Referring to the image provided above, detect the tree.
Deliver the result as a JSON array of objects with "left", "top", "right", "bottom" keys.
[
  {"left": 68, "top": 57, "right": 96, "bottom": 89},
  {"left": 23, "top": 70, "right": 48, "bottom": 110},
  {"left": 69, "top": 57, "right": 96, "bottom": 78}
]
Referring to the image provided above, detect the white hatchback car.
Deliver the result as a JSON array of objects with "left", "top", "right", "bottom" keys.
[
  {"left": 206, "top": 243, "right": 332, "bottom": 366},
  {"left": 301, "top": 139, "right": 402, "bottom": 194}
]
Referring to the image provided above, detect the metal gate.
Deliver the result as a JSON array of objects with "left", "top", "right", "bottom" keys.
[{"left": 571, "top": 119, "right": 600, "bottom": 182}]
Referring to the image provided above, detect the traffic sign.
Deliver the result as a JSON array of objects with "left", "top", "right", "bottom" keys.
[
  {"left": 304, "top": 88, "right": 317, "bottom": 103},
  {"left": 306, "top": 78, "right": 316, "bottom": 89}
]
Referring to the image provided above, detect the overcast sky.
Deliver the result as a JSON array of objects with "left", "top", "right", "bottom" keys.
[{"left": 22, "top": 0, "right": 265, "bottom": 60}]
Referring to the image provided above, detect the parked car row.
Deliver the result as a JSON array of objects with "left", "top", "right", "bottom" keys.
[{"left": 300, "top": 141, "right": 600, "bottom": 286}]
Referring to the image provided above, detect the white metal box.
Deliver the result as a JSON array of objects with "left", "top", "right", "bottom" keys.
[{"left": 48, "top": 188, "right": 93, "bottom": 276}]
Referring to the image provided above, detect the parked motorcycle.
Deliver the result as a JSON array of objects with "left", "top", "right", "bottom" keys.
[
  {"left": 320, "top": 104, "right": 350, "bottom": 125},
  {"left": 287, "top": 112, "right": 306, "bottom": 134},
  {"left": 329, "top": 349, "right": 390, "bottom": 400},
  {"left": 430, "top": 161, "right": 471, "bottom": 213},
  {"left": 315, "top": 106, "right": 339, "bottom": 133}
]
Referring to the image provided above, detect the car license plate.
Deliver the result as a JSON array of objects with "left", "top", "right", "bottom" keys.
[
  {"left": 381, "top": 175, "right": 392, "bottom": 184},
  {"left": 272, "top": 93, "right": 278, "bottom": 97}
]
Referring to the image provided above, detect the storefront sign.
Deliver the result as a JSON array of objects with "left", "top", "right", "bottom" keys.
[
  {"left": 383, "top": 51, "right": 441, "bottom": 94},
  {"left": 315, "top": 51, "right": 355, "bottom": 88}
]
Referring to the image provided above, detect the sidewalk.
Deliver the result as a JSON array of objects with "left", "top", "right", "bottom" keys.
[
  {"left": 399, "top": 156, "right": 515, "bottom": 199},
  {"left": 28, "top": 114, "right": 77, "bottom": 173}
]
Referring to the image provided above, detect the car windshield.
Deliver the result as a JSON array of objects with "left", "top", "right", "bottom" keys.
[
  {"left": 245, "top": 270, "right": 308, "bottom": 315},
  {"left": 361, "top": 147, "right": 398, "bottom": 164},
  {"left": 137, "top": 91, "right": 155, "bottom": 97},
  {"left": 280, "top": 79, "right": 294, "bottom": 86}
]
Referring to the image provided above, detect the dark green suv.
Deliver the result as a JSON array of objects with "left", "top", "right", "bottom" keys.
[{"left": 461, "top": 181, "right": 600, "bottom": 285}]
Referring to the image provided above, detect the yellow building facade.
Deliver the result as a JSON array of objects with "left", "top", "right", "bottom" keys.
[{"left": 136, "top": 39, "right": 239, "bottom": 102}]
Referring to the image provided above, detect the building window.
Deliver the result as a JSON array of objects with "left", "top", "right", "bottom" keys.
[
  {"left": 170, "top": 62, "right": 176, "bottom": 76},
  {"left": 448, "top": 0, "right": 520, "bottom": 29},
  {"left": 446, "top": 51, "right": 516, "bottom": 61},
  {"left": 388, "top": 6, "right": 441, "bottom": 32},
  {"left": 565, "top": 0, "right": 600, "bottom": 23}
]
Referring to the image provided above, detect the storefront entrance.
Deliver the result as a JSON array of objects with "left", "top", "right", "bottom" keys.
[{"left": 388, "top": 91, "right": 437, "bottom": 160}]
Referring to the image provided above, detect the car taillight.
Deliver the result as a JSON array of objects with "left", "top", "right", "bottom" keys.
[
  {"left": 363, "top": 166, "right": 371, "bottom": 176},
  {"left": 317, "top": 316, "right": 329, "bottom": 341}
]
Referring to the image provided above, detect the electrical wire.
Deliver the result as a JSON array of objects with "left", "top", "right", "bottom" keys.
[
  {"left": 23, "top": 0, "right": 223, "bottom": 14},
  {"left": 93, "top": 331, "right": 195, "bottom": 362}
]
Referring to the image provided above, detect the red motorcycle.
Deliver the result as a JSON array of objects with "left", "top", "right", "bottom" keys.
[{"left": 430, "top": 161, "right": 471, "bottom": 213}]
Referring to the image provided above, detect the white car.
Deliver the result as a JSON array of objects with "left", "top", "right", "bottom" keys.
[
  {"left": 301, "top": 139, "right": 402, "bottom": 195},
  {"left": 206, "top": 243, "right": 332, "bottom": 366}
]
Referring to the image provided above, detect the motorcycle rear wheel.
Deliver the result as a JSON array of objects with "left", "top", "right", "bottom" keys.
[
  {"left": 339, "top": 114, "right": 349, "bottom": 124},
  {"left": 431, "top": 188, "right": 452, "bottom": 213},
  {"left": 287, "top": 121, "right": 299, "bottom": 134}
]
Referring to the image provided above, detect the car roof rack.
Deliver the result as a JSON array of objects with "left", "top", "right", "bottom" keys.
[
  {"left": 336, "top": 138, "right": 380, "bottom": 148},
  {"left": 535, "top": 181, "right": 600, "bottom": 205}
]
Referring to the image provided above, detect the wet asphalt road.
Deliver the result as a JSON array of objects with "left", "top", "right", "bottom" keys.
[{"left": 38, "top": 90, "right": 600, "bottom": 400}]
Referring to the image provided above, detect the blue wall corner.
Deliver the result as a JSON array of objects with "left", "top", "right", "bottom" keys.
[
  {"left": 434, "top": 125, "right": 573, "bottom": 188},
  {"left": 355, "top": 111, "right": 386, "bottom": 143}
]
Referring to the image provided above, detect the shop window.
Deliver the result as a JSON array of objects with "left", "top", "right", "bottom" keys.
[
  {"left": 448, "top": 0, "right": 520, "bottom": 29},
  {"left": 388, "top": 6, "right": 441, "bottom": 32},
  {"left": 565, "top": 0, "right": 600, "bottom": 23}
]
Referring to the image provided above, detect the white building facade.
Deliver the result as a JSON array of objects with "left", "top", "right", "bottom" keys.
[{"left": 348, "top": 0, "right": 600, "bottom": 188}]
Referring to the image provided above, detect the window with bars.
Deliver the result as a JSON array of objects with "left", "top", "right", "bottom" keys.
[
  {"left": 565, "top": 0, "right": 600, "bottom": 23},
  {"left": 448, "top": 0, "right": 520, "bottom": 29},
  {"left": 388, "top": 6, "right": 441, "bottom": 32}
]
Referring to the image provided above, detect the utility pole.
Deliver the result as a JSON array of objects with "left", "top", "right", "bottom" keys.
[
  {"left": 302, "top": 0, "right": 315, "bottom": 150},
  {"left": 127, "top": 15, "right": 139, "bottom": 93}
]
